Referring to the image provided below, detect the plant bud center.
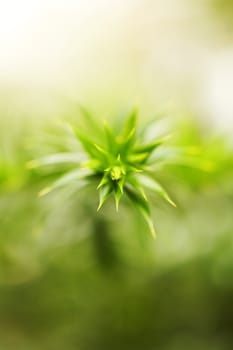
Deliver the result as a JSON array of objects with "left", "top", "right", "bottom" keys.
[{"left": 110, "top": 166, "right": 124, "bottom": 181}]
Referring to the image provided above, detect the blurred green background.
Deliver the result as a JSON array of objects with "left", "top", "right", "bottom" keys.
[{"left": 0, "top": 1, "right": 233, "bottom": 349}]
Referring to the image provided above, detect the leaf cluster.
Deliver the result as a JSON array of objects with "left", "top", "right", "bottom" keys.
[{"left": 29, "top": 108, "right": 176, "bottom": 237}]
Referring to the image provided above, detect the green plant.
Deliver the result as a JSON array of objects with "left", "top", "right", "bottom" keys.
[{"left": 28, "top": 108, "right": 177, "bottom": 237}]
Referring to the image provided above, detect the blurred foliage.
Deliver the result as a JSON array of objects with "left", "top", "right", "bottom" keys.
[
  {"left": 208, "top": 0, "right": 233, "bottom": 36},
  {"left": 0, "top": 104, "right": 233, "bottom": 349},
  {"left": 1, "top": 0, "right": 233, "bottom": 347}
]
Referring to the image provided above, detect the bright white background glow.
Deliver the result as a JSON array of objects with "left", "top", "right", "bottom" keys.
[
  {"left": 0, "top": 0, "right": 232, "bottom": 130},
  {"left": 0, "top": 0, "right": 140, "bottom": 88}
]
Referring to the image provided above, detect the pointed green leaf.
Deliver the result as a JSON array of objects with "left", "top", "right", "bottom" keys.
[
  {"left": 38, "top": 168, "right": 92, "bottom": 197},
  {"left": 94, "top": 143, "right": 112, "bottom": 162},
  {"left": 103, "top": 122, "right": 117, "bottom": 154},
  {"left": 125, "top": 186, "right": 156, "bottom": 238},
  {"left": 27, "top": 153, "right": 86, "bottom": 168},
  {"left": 97, "top": 174, "right": 109, "bottom": 189},
  {"left": 97, "top": 183, "right": 112, "bottom": 211},
  {"left": 114, "top": 185, "right": 123, "bottom": 211},
  {"left": 127, "top": 152, "right": 149, "bottom": 164},
  {"left": 118, "top": 109, "right": 138, "bottom": 151},
  {"left": 122, "top": 109, "right": 138, "bottom": 138},
  {"left": 133, "top": 136, "right": 169, "bottom": 156},
  {"left": 127, "top": 176, "right": 148, "bottom": 201},
  {"left": 83, "top": 159, "right": 103, "bottom": 172},
  {"left": 137, "top": 174, "right": 176, "bottom": 207},
  {"left": 74, "top": 129, "right": 101, "bottom": 158},
  {"left": 118, "top": 177, "right": 125, "bottom": 193}
]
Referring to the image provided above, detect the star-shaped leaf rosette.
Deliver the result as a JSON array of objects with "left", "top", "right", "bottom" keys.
[{"left": 28, "top": 108, "right": 176, "bottom": 238}]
